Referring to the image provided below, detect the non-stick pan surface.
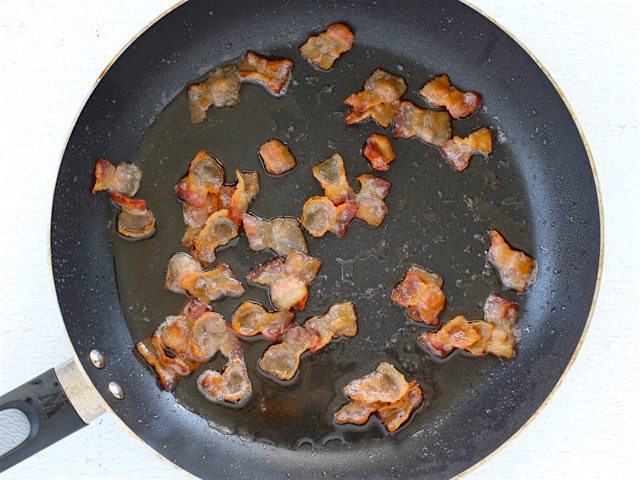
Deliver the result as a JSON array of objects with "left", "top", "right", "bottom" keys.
[{"left": 50, "top": 1, "right": 601, "bottom": 478}]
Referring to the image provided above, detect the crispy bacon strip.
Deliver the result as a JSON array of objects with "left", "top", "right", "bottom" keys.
[
  {"left": 242, "top": 213, "right": 308, "bottom": 256},
  {"left": 109, "top": 192, "right": 156, "bottom": 239},
  {"left": 363, "top": 134, "right": 396, "bottom": 171},
  {"left": 239, "top": 51, "right": 293, "bottom": 96},
  {"left": 231, "top": 301, "right": 294, "bottom": 341},
  {"left": 258, "top": 302, "right": 357, "bottom": 381},
  {"left": 419, "top": 74, "right": 482, "bottom": 119},
  {"left": 187, "top": 64, "right": 241, "bottom": 124},
  {"left": 247, "top": 250, "right": 321, "bottom": 311},
  {"left": 343, "top": 362, "right": 410, "bottom": 404},
  {"left": 354, "top": 174, "right": 390, "bottom": 227},
  {"left": 312, "top": 153, "right": 354, "bottom": 205},
  {"left": 301, "top": 196, "right": 358, "bottom": 237},
  {"left": 259, "top": 139, "right": 297, "bottom": 175},
  {"left": 334, "top": 400, "right": 381, "bottom": 426},
  {"left": 175, "top": 151, "right": 225, "bottom": 207},
  {"left": 229, "top": 170, "right": 260, "bottom": 224},
  {"left": 390, "top": 265, "right": 446, "bottom": 325},
  {"left": 92, "top": 159, "right": 142, "bottom": 197},
  {"left": 393, "top": 100, "right": 452, "bottom": 146},
  {"left": 487, "top": 229, "right": 537, "bottom": 292},
  {"left": 344, "top": 69, "right": 407, "bottom": 128},
  {"left": 377, "top": 381, "right": 424, "bottom": 432},
  {"left": 192, "top": 209, "right": 239, "bottom": 264},
  {"left": 299, "top": 22, "right": 354, "bottom": 70},
  {"left": 440, "top": 127, "right": 493, "bottom": 172},
  {"left": 417, "top": 315, "right": 481, "bottom": 358}
]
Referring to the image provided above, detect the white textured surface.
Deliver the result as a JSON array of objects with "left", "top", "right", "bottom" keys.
[{"left": 0, "top": 0, "right": 638, "bottom": 478}]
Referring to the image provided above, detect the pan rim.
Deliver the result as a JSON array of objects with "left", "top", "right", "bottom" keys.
[{"left": 46, "top": 0, "right": 604, "bottom": 478}]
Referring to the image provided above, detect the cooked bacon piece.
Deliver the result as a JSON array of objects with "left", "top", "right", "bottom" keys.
[
  {"left": 343, "top": 362, "right": 410, "bottom": 404},
  {"left": 192, "top": 209, "right": 239, "bottom": 264},
  {"left": 247, "top": 250, "right": 321, "bottom": 311},
  {"left": 92, "top": 159, "right": 142, "bottom": 197},
  {"left": 377, "top": 381, "right": 423, "bottom": 432},
  {"left": 390, "top": 266, "right": 445, "bottom": 325},
  {"left": 440, "top": 127, "right": 493, "bottom": 172},
  {"left": 242, "top": 213, "right": 308, "bottom": 256},
  {"left": 180, "top": 264, "right": 244, "bottom": 304},
  {"left": 181, "top": 297, "right": 213, "bottom": 319},
  {"left": 312, "top": 154, "right": 354, "bottom": 205},
  {"left": 354, "top": 174, "right": 390, "bottom": 227},
  {"left": 417, "top": 315, "right": 481, "bottom": 358},
  {"left": 299, "top": 22, "right": 354, "bottom": 70},
  {"left": 164, "top": 252, "right": 202, "bottom": 294},
  {"left": 482, "top": 293, "right": 519, "bottom": 359},
  {"left": 393, "top": 100, "right": 452, "bottom": 146},
  {"left": 135, "top": 337, "right": 189, "bottom": 390},
  {"left": 198, "top": 358, "right": 252, "bottom": 403},
  {"left": 344, "top": 69, "right": 407, "bottom": 128},
  {"left": 259, "top": 139, "right": 297, "bottom": 175},
  {"left": 229, "top": 170, "right": 260, "bottom": 224},
  {"left": 487, "top": 229, "right": 537, "bottom": 292},
  {"left": 181, "top": 192, "right": 221, "bottom": 247},
  {"left": 259, "top": 302, "right": 358, "bottom": 381},
  {"left": 175, "top": 151, "right": 225, "bottom": 207},
  {"left": 109, "top": 192, "right": 156, "bottom": 239},
  {"left": 231, "top": 301, "right": 294, "bottom": 341},
  {"left": 363, "top": 134, "right": 396, "bottom": 171},
  {"left": 334, "top": 400, "right": 381, "bottom": 425},
  {"left": 239, "top": 51, "right": 293, "bottom": 96},
  {"left": 301, "top": 196, "right": 358, "bottom": 237},
  {"left": 419, "top": 74, "right": 481, "bottom": 119},
  {"left": 187, "top": 64, "right": 241, "bottom": 124}
]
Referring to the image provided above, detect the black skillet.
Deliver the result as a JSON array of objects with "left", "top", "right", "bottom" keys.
[{"left": 0, "top": 0, "right": 601, "bottom": 477}]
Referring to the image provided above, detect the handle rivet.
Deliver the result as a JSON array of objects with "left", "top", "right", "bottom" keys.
[
  {"left": 108, "top": 381, "right": 125, "bottom": 400},
  {"left": 89, "top": 349, "right": 106, "bottom": 369}
]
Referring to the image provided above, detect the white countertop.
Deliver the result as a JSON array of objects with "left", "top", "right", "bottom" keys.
[{"left": 1, "top": 0, "right": 638, "bottom": 478}]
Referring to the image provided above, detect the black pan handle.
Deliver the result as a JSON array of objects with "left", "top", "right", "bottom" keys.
[{"left": 0, "top": 361, "right": 104, "bottom": 472}]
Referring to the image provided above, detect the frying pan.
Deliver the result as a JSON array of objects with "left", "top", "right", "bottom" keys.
[{"left": 0, "top": 0, "right": 602, "bottom": 478}]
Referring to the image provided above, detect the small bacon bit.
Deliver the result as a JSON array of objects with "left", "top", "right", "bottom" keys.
[
  {"left": 419, "top": 74, "right": 482, "bottom": 119},
  {"left": 135, "top": 338, "right": 189, "bottom": 390},
  {"left": 180, "top": 263, "right": 245, "bottom": 304},
  {"left": 312, "top": 154, "right": 354, "bottom": 205},
  {"left": 187, "top": 64, "right": 241, "bottom": 124},
  {"left": 344, "top": 69, "right": 407, "bottom": 128},
  {"left": 92, "top": 159, "right": 142, "bottom": 197},
  {"left": 393, "top": 100, "right": 452, "bottom": 146},
  {"left": 305, "top": 302, "right": 358, "bottom": 352},
  {"left": 109, "top": 192, "right": 156, "bottom": 239},
  {"left": 417, "top": 315, "right": 481, "bottom": 358},
  {"left": 175, "top": 150, "right": 226, "bottom": 207},
  {"left": 487, "top": 229, "right": 537, "bottom": 292},
  {"left": 440, "top": 127, "right": 493, "bottom": 172},
  {"left": 390, "top": 265, "right": 446, "bottom": 325},
  {"left": 198, "top": 357, "right": 252, "bottom": 403},
  {"left": 259, "top": 139, "right": 297, "bottom": 175},
  {"left": 164, "top": 252, "right": 202, "bottom": 294},
  {"left": 377, "top": 381, "right": 424, "bottom": 432},
  {"left": 334, "top": 401, "right": 381, "bottom": 425},
  {"left": 239, "top": 51, "right": 293, "bottom": 96},
  {"left": 483, "top": 293, "right": 519, "bottom": 359},
  {"left": 229, "top": 170, "right": 260, "bottom": 224},
  {"left": 192, "top": 209, "right": 239, "bottom": 264},
  {"left": 354, "top": 174, "right": 390, "bottom": 227},
  {"left": 231, "top": 301, "right": 294, "bottom": 341},
  {"left": 247, "top": 250, "right": 322, "bottom": 311},
  {"left": 363, "top": 134, "right": 396, "bottom": 171},
  {"left": 299, "top": 22, "right": 355, "bottom": 70},
  {"left": 301, "top": 196, "right": 358, "bottom": 238},
  {"left": 343, "top": 362, "right": 410, "bottom": 404},
  {"left": 243, "top": 213, "right": 308, "bottom": 256}
]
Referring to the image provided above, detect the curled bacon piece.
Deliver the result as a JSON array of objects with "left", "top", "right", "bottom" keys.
[
  {"left": 187, "top": 64, "right": 241, "bottom": 124},
  {"left": 135, "top": 337, "right": 190, "bottom": 390},
  {"left": 344, "top": 69, "right": 407, "bottom": 128},
  {"left": 299, "top": 22, "right": 354, "bottom": 70},
  {"left": 247, "top": 250, "right": 321, "bottom": 311},
  {"left": 335, "top": 363, "right": 423, "bottom": 432},
  {"left": 229, "top": 170, "right": 260, "bottom": 224},
  {"left": 242, "top": 213, "right": 308, "bottom": 256},
  {"left": 312, "top": 153, "right": 354, "bottom": 205},
  {"left": 239, "top": 51, "right": 293, "bottom": 96},
  {"left": 354, "top": 174, "right": 390, "bottom": 227},
  {"left": 390, "top": 265, "right": 446, "bottom": 325},
  {"left": 440, "top": 127, "right": 493, "bottom": 172},
  {"left": 175, "top": 150, "right": 225, "bottom": 207},
  {"left": 164, "top": 252, "right": 202, "bottom": 294},
  {"left": 192, "top": 209, "right": 239, "bottom": 264},
  {"left": 419, "top": 74, "right": 482, "bottom": 119},
  {"left": 487, "top": 229, "right": 537, "bottom": 292},
  {"left": 92, "top": 159, "right": 142, "bottom": 197},
  {"left": 109, "top": 192, "right": 156, "bottom": 239},
  {"left": 258, "top": 302, "right": 357, "bottom": 381},
  {"left": 259, "top": 139, "right": 297, "bottom": 175},
  {"left": 363, "top": 134, "right": 396, "bottom": 171},
  {"left": 301, "top": 196, "right": 358, "bottom": 237},
  {"left": 393, "top": 100, "right": 452, "bottom": 146},
  {"left": 181, "top": 192, "right": 220, "bottom": 247},
  {"left": 231, "top": 301, "right": 294, "bottom": 341},
  {"left": 198, "top": 358, "right": 252, "bottom": 404},
  {"left": 417, "top": 315, "right": 481, "bottom": 358}
]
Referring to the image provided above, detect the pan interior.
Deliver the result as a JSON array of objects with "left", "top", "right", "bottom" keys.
[{"left": 112, "top": 42, "right": 536, "bottom": 448}]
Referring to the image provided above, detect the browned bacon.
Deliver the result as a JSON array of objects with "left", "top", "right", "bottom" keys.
[
  {"left": 187, "top": 64, "right": 241, "bottom": 124},
  {"left": 487, "top": 229, "right": 537, "bottom": 292},
  {"left": 242, "top": 213, "right": 308, "bottom": 256},
  {"left": 440, "top": 127, "right": 493, "bottom": 172},
  {"left": 362, "top": 134, "right": 396, "bottom": 171},
  {"left": 344, "top": 69, "right": 407, "bottom": 128},
  {"left": 299, "top": 23, "right": 354, "bottom": 70},
  {"left": 390, "top": 265, "right": 446, "bottom": 325},
  {"left": 301, "top": 196, "right": 358, "bottom": 237},
  {"left": 239, "top": 51, "right": 293, "bottom": 96},
  {"left": 354, "top": 174, "right": 390, "bottom": 227},
  {"left": 92, "top": 159, "right": 142, "bottom": 197},
  {"left": 259, "top": 139, "right": 297, "bottom": 175},
  {"left": 109, "top": 192, "right": 156, "bottom": 239},
  {"left": 419, "top": 74, "right": 481, "bottom": 119},
  {"left": 192, "top": 209, "right": 239, "bottom": 264},
  {"left": 393, "top": 100, "right": 452, "bottom": 146},
  {"left": 312, "top": 153, "right": 354, "bottom": 205},
  {"left": 231, "top": 301, "right": 294, "bottom": 341}
]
